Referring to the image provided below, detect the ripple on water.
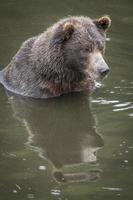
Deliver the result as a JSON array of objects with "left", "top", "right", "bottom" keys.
[
  {"left": 92, "top": 98, "right": 119, "bottom": 105},
  {"left": 113, "top": 102, "right": 131, "bottom": 108},
  {"left": 113, "top": 101, "right": 133, "bottom": 112},
  {"left": 113, "top": 105, "right": 133, "bottom": 112},
  {"left": 92, "top": 96, "right": 133, "bottom": 118},
  {"left": 128, "top": 113, "right": 133, "bottom": 118},
  {"left": 102, "top": 187, "right": 122, "bottom": 191},
  {"left": 38, "top": 165, "right": 46, "bottom": 171},
  {"left": 51, "top": 188, "right": 61, "bottom": 196},
  {"left": 27, "top": 194, "right": 35, "bottom": 199}
]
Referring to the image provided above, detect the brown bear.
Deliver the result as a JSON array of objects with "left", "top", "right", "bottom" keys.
[{"left": 0, "top": 15, "right": 111, "bottom": 98}]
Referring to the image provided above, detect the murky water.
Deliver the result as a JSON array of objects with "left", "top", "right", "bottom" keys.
[{"left": 0, "top": 0, "right": 133, "bottom": 199}]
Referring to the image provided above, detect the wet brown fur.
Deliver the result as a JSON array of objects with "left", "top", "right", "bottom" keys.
[{"left": 0, "top": 16, "right": 111, "bottom": 98}]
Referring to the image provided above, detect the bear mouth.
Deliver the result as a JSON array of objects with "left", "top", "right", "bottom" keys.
[
  {"left": 84, "top": 69, "right": 108, "bottom": 90},
  {"left": 94, "top": 81, "right": 103, "bottom": 88}
]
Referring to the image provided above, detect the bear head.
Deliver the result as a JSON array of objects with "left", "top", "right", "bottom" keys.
[{"left": 37, "top": 16, "right": 111, "bottom": 96}]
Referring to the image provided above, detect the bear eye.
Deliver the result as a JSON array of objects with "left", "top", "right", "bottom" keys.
[
  {"left": 84, "top": 46, "right": 93, "bottom": 53},
  {"left": 99, "top": 45, "right": 105, "bottom": 54},
  {"left": 97, "top": 41, "right": 105, "bottom": 53}
]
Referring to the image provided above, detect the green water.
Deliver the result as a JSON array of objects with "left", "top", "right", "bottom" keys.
[{"left": 0, "top": 0, "right": 133, "bottom": 199}]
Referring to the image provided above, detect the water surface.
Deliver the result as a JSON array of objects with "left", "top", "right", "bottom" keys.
[{"left": 0, "top": 0, "right": 133, "bottom": 199}]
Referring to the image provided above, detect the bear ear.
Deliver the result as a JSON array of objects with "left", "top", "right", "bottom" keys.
[
  {"left": 62, "top": 22, "right": 74, "bottom": 41},
  {"left": 94, "top": 16, "right": 111, "bottom": 31}
]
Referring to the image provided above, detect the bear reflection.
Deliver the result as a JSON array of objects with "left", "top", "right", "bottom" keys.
[{"left": 7, "top": 92, "right": 104, "bottom": 183}]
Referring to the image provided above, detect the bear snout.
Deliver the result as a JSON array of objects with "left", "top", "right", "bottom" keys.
[
  {"left": 99, "top": 64, "right": 110, "bottom": 78},
  {"left": 90, "top": 52, "right": 110, "bottom": 79}
]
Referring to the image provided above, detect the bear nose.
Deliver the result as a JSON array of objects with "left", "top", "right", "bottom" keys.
[
  {"left": 91, "top": 52, "right": 110, "bottom": 78},
  {"left": 100, "top": 68, "right": 110, "bottom": 77},
  {"left": 98, "top": 61, "right": 109, "bottom": 78}
]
